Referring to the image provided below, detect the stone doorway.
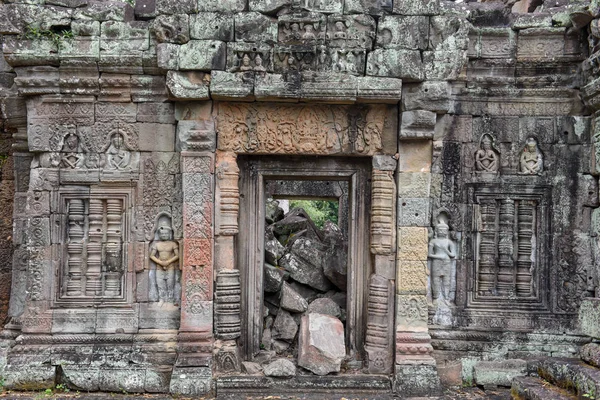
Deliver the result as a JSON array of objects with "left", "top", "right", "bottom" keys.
[{"left": 237, "top": 156, "right": 372, "bottom": 371}]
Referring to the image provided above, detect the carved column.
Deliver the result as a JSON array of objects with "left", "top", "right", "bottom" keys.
[
  {"left": 214, "top": 150, "right": 241, "bottom": 372},
  {"left": 365, "top": 159, "right": 396, "bottom": 374},
  {"left": 395, "top": 119, "right": 441, "bottom": 395}
]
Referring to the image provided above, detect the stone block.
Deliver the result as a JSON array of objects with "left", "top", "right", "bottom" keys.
[
  {"left": 402, "top": 81, "right": 451, "bottom": 113},
  {"left": 98, "top": 368, "right": 145, "bottom": 392},
  {"left": 61, "top": 366, "right": 100, "bottom": 391},
  {"left": 344, "top": 0, "right": 392, "bottom": 15},
  {"left": 169, "top": 366, "right": 212, "bottom": 396},
  {"left": 476, "top": 28, "right": 516, "bottom": 59},
  {"left": 303, "top": 0, "right": 343, "bottom": 13},
  {"left": 135, "top": 0, "right": 156, "bottom": 18},
  {"left": 137, "top": 103, "right": 175, "bottom": 124},
  {"left": 398, "top": 198, "right": 430, "bottom": 227},
  {"left": 393, "top": 0, "right": 439, "bottom": 15},
  {"left": 100, "top": 21, "right": 150, "bottom": 53},
  {"left": 397, "top": 226, "right": 429, "bottom": 261},
  {"left": 190, "top": 13, "right": 234, "bottom": 41},
  {"left": 138, "top": 123, "right": 175, "bottom": 152},
  {"left": 424, "top": 50, "right": 467, "bottom": 80},
  {"left": 95, "top": 308, "right": 139, "bottom": 334},
  {"left": 393, "top": 364, "right": 441, "bottom": 397},
  {"left": 397, "top": 260, "right": 427, "bottom": 295},
  {"left": 366, "top": 49, "right": 424, "bottom": 81},
  {"left": 151, "top": 14, "right": 189, "bottom": 44},
  {"left": 398, "top": 141, "right": 432, "bottom": 172},
  {"left": 397, "top": 173, "right": 431, "bottom": 198},
  {"left": 249, "top": 0, "right": 291, "bottom": 13},
  {"left": 72, "top": 1, "right": 132, "bottom": 22},
  {"left": 326, "top": 14, "right": 376, "bottom": 49},
  {"left": 473, "top": 359, "right": 527, "bottom": 389},
  {"left": 198, "top": 0, "right": 246, "bottom": 12},
  {"left": 579, "top": 298, "right": 600, "bottom": 339},
  {"left": 166, "top": 71, "right": 210, "bottom": 100},
  {"left": 357, "top": 76, "right": 403, "bottom": 103},
  {"left": 145, "top": 368, "right": 172, "bottom": 392},
  {"left": 580, "top": 343, "right": 600, "bottom": 368},
  {"left": 374, "top": 254, "right": 395, "bottom": 279},
  {"left": 516, "top": 28, "right": 565, "bottom": 61},
  {"left": 178, "top": 40, "right": 226, "bottom": 71},
  {"left": 298, "top": 313, "right": 345, "bottom": 376},
  {"left": 434, "top": 114, "right": 472, "bottom": 142},
  {"left": 177, "top": 120, "right": 216, "bottom": 152},
  {"left": 4, "top": 364, "right": 56, "bottom": 390},
  {"left": 228, "top": 42, "right": 274, "bottom": 73},
  {"left": 376, "top": 16, "right": 429, "bottom": 50},
  {"left": 157, "top": 43, "right": 179, "bottom": 70},
  {"left": 373, "top": 155, "right": 397, "bottom": 171},
  {"left": 133, "top": 75, "right": 167, "bottom": 102},
  {"left": 401, "top": 110, "right": 436, "bottom": 139},
  {"left": 235, "top": 12, "right": 277, "bottom": 44},
  {"left": 210, "top": 71, "right": 255, "bottom": 101},
  {"left": 263, "top": 358, "right": 296, "bottom": 377},
  {"left": 156, "top": 0, "right": 196, "bottom": 13},
  {"left": 52, "top": 309, "right": 97, "bottom": 334}
]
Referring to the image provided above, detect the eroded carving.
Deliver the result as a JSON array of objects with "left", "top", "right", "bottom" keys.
[
  {"left": 475, "top": 133, "right": 500, "bottom": 173},
  {"left": 519, "top": 136, "right": 543, "bottom": 175},
  {"left": 428, "top": 213, "right": 456, "bottom": 326},
  {"left": 365, "top": 274, "right": 393, "bottom": 374},
  {"left": 105, "top": 133, "right": 132, "bottom": 170},
  {"left": 371, "top": 170, "right": 395, "bottom": 255},
  {"left": 216, "top": 152, "right": 240, "bottom": 236},
  {"left": 149, "top": 215, "right": 180, "bottom": 305},
  {"left": 217, "top": 103, "right": 388, "bottom": 155}
]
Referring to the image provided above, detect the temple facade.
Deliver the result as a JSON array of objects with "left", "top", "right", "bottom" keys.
[{"left": 0, "top": 0, "right": 599, "bottom": 396}]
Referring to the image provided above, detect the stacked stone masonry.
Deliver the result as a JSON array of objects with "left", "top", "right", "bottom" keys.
[{"left": 0, "top": 0, "right": 598, "bottom": 395}]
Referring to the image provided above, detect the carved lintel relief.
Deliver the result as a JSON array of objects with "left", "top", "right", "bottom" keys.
[
  {"left": 215, "top": 151, "right": 240, "bottom": 236},
  {"left": 59, "top": 191, "right": 130, "bottom": 304},
  {"left": 371, "top": 169, "right": 396, "bottom": 255},
  {"left": 216, "top": 103, "right": 396, "bottom": 156}
]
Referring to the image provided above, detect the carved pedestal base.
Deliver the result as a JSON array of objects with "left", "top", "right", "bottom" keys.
[{"left": 214, "top": 340, "right": 241, "bottom": 373}]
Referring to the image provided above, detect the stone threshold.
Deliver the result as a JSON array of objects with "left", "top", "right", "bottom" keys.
[{"left": 216, "top": 375, "right": 392, "bottom": 399}]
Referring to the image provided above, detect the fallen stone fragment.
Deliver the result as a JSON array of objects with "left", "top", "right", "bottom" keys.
[
  {"left": 264, "top": 263, "right": 286, "bottom": 293},
  {"left": 298, "top": 313, "right": 345, "bottom": 375},
  {"left": 279, "top": 238, "right": 332, "bottom": 292},
  {"left": 272, "top": 309, "right": 298, "bottom": 342},
  {"left": 280, "top": 281, "right": 308, "bottom": 313},
  {"left": 308, "top": 298, "right": 341, "bottom": 318},
  {"left": 263, "top": 358, "right": 296, "bottom": 378},
  {"left": 265, "top": 233, "right": 285, "bottom": 265},
  {"left": 241, "top": 361, "right": 262, "bottom": 375}
]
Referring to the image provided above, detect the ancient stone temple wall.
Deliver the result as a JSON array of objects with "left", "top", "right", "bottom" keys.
[{"left": 0, "top": 0, "right": 598, "bottom": 395}]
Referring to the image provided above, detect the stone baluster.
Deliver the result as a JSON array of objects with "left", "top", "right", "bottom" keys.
[
  {"left": 497, "top": 199, "right": 515, "bottom": 296},
  {"left": 104, "top": 199, "right": 123, "bottom": 297},
  {"left": 517, "top": 200, "right": 535, "bottom": 297},
  {"left": 86, "top": 199, "right": 103, "bottom": 296},
  {"left": 478, "top": 200, "right": 497, "bottom": 296},
  {"left": 66, "top": 199, "right": 85, "bottom": 296}
]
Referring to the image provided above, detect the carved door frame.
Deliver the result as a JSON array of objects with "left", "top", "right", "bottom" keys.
[{"left": 237, "top": 156, "right": 372, "bottom": 360}]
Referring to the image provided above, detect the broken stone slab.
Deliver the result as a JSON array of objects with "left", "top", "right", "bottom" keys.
[
  {"left": 266, "top": 198, "right": 285, "bottom": 224},
  {"left": 272, "top": 208, "right": 323, "bottom": 242},
  {"left": 321, "top": 221, "right": 347, "bottom": 291},
  {"left": 156, "top": 0, "right": 197, "bottom": 14},
  {"left": 166, "top": 71, "right": 209, "bottom": 100},
  {"left": 178, "top": 40, "right": 226, "bottom": 71},
  {"left": 263, "top": 358, "right": 296, "bottom": 378},
  {"left": 265, "top": 232, "right": 285, "bottom": 265},
  {"left": 344, "top": 0, "right": 392, "bottom": 15},
  {"left": 272, "top": 309, "right": 298, "bottom": 342},
  {"left": 249, "top": 0, "right": 291, "bottom": 14},
  {"left": 264, "top": 263, "right": 286, "bottom": 293},
  {"left": 473, "top": 359, "right": 527, "bottom": 389},
  {"left": 511, "top": 376, "right": 570, "bottom": 400},
  {"left": 280, "top": 281, "right": 308, "bottom": 313},
  {"left": 279, "top": 240, "right": 332, "bottom": 293},
  {"left": 579, "top": 298, "right": 600, "bottom": 339},
  {"left": 210, "top": 71, "right": 255, "bottom": 101},
  {"left": 580, "top": 343, "right": 600, "bottom": 368},
  {"left": 393, "top": 0, "right": 439, "bottom": 15},
  {"left": 400, "top": 110, "right": 437, "bottom": 138},
  {"left": 241, "top": 361, "right": 262, "bottom": 375},
  {"left": 289, "top": 282, "right": 319, "bottom": 303},
  {"left": 272, "top": 339, "right": 290, "bottom": 354},
  {"left": 254, "top": 350, "right": 276, "bottom": 365},
  {"left": 356, "top": 76, "right": 403, "bottom": 103},
  {"left": 198, "top": 0, "right": 246, "bottom": 12},
  {"left": 298, "top": 313, "right": 345, "bottom": 375},
  {"left": 235, "top": 12, "right": 277, "bottom": 44},
  {"left": 308, "top": 298, "right": 341, "bottom": 318}
]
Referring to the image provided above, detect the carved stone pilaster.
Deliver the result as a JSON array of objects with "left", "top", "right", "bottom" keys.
[
  {"left": 215, "top": 151, "right": 239, "bottom": 236},
  {"left": 497, "top": 199, "right": 515, "bottom": 296},
  {"left": 477, "top": 199, "right": 497, "bottom": 296},
  {"left": 517, "top": 200, "right": 534, "bottom": 297},
  {"left": 371, "top": 169, "right": 396, "bottom": 255},
  {"left": 66, "top": 199, "right": 85, "bottom": 297},
  {"left": 85, "top": 199, "right": 102, "bottom": 296},
  {"left": 215, "top": 270, "right": 241, "bottom": 340},
  {"left": 365, "top": 274, "right": 394, "bottom": 374}
]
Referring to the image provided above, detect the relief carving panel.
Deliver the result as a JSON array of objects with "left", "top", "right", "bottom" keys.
[{"left": 216, "top": 103, "right": 396, "bottom": 155}]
